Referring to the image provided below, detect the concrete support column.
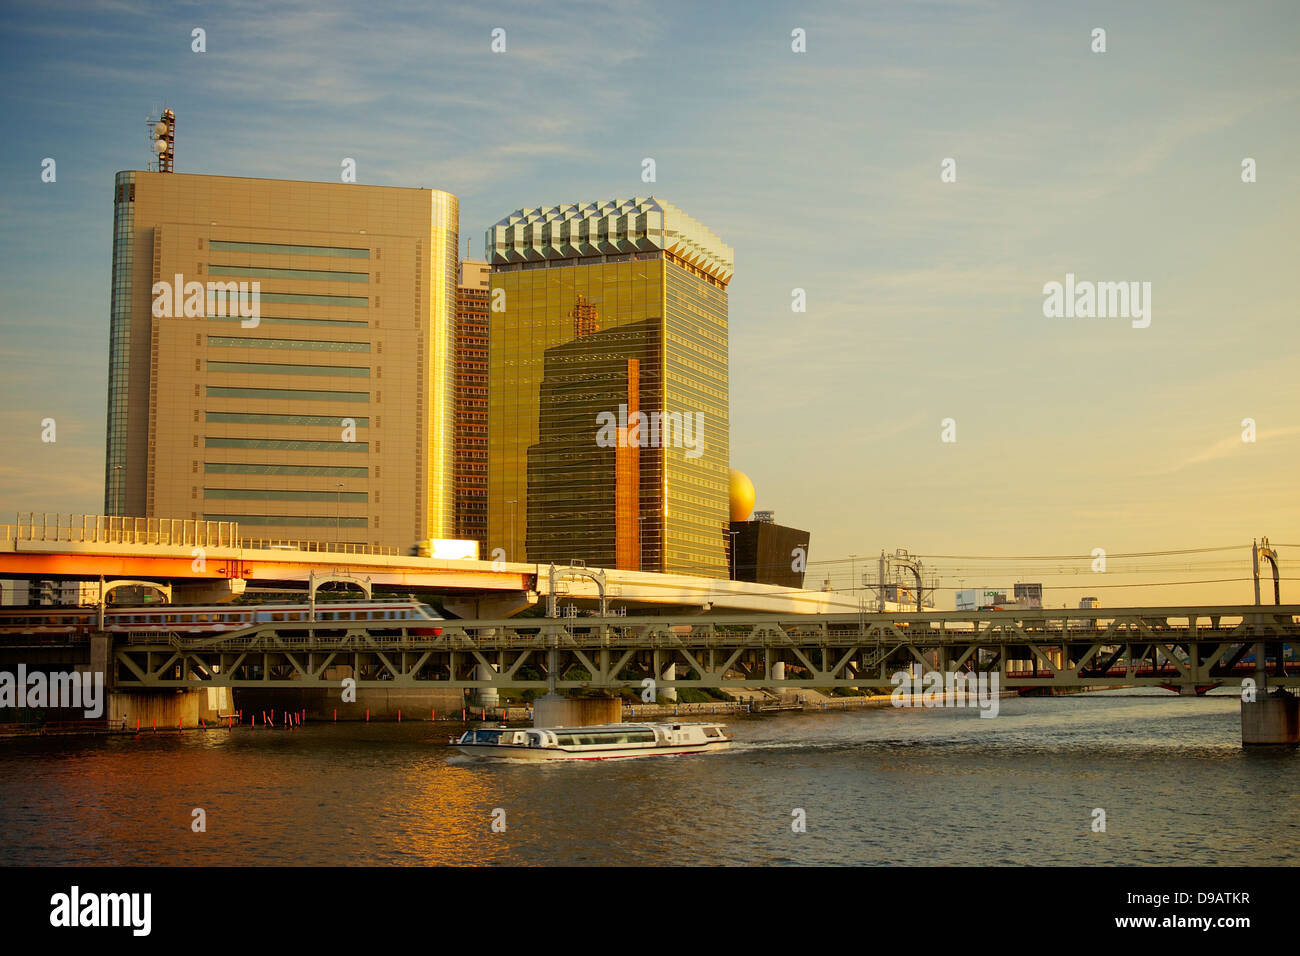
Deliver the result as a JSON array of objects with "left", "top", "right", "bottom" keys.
[
  {"left": 532, "top": 695, "right": 620, "bottom": 728},
  {"left": 475, "top": 662, "right": 499, "bottom": 707},
  {"left": 1242, "top": 692, "right": 1299, "bottom": 747},
  {"left": 661, "top": 663, "right": 677, "bottom": 702}
]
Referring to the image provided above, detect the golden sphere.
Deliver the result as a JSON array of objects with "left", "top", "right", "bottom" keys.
[{"left": 729, "top": 469, "right": 755, "bottom": 523}]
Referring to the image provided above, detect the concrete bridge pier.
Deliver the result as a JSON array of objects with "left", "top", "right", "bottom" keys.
[
  {"left": 108, "top": 687, "right": 232, "bottom": 730},
  {"left": 475, "top": 662, "right": 500, "bottom": 708},
  {"left": 1241, "top": 691, "right": 1299, "bottom": 747},
  {"left": 1241, "top": 636, "right": 1298, "bottom": 747},
  {"left": 660, "top": 662, "right": 678, "bottom": 702},
  {"left": 95, "top": 634, "right": 231, "bottom": 730},
  {"left": 532, "top": 695, "right": 621, "bottom": 728}
]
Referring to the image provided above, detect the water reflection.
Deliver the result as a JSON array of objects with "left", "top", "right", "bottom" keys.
[{"left": 0, "top": 693, "right": 1296, "bottom": 866}]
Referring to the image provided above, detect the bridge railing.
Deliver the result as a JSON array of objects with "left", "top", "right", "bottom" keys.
[
  {"left": 7, "top": 513, "right": 240, "bottom": 548},
  {"left": 239, "top": 537, "right": 401, "bottom": 556},
  {"left": 3, "top": 513, "right": 399, "bottom": 556}
]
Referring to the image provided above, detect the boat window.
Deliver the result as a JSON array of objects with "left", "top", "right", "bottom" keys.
[
  {"left": 471, "top": 730, "right": 502, "bottom": 744},
  {"left": 704, "top": 727, "right": 722, "bottom": 737}
]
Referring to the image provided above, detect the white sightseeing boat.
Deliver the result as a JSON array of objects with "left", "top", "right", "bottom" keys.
[{"left": 452, "top": 721, "right": 731, "bottom": 761}]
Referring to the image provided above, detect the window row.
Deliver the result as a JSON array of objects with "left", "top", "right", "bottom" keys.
[
  {"left": 205, "top": 462, "right": 369, "bottom": 477},
  {"left": 209, "top": 240, "right": 370, "bottom": 258},
  {"left": 207, "top": 386, "right": 369, "bottom": 402}
]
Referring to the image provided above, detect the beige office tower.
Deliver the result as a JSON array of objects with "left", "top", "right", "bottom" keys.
[{"left": 104, "top": 171, "right": 459, "bottom": 550}]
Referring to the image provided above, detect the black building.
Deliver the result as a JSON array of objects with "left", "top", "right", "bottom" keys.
[{"left": 728, "top": 517, "right": 810, "bottom": 588}]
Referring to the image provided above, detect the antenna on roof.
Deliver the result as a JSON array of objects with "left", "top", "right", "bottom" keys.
[{"left": 147, "top": 108, "right": 175, "bottom": 173}]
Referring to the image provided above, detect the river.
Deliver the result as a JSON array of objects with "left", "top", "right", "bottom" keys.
[{"left": 1, "top": 689, "right": 1295, "bottom": 866}]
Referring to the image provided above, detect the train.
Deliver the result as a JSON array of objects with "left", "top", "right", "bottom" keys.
[{"left": 0, "top": 600, "right": 445, "bottom": 637}]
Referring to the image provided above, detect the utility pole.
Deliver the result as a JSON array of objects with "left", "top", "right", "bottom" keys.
[{"left": 878, "top": 551, "right": 887, "bottom": 612}]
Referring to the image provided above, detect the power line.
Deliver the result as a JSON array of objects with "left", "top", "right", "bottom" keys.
[{"left": 906, "top": 545, "right": 1248, "bottom": 560}]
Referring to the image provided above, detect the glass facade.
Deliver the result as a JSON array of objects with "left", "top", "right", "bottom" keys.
[
  {"left": 662, "top": 263, "right": 730, "bottom": 576},
  {"left": 454, "top": 265, "right": 490, "bottom": 550},
  {"left": 103, "top": 171, "right": 135, "bottom": 514},
  {"left": 486, "top": 198, "right": 732, "bottom": 577}
]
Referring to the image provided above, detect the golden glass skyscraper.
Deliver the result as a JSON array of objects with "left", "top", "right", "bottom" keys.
[
  {"left": 104, "top": 171, "right": 459, "bottom": 549},
  {"left": 485, "top": 198, "right": 733, "bottom": 577}
]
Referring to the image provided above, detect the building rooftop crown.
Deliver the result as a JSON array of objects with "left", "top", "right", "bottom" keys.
[{"left": 485, "top": 196, "right": 733, "bottom": 283}]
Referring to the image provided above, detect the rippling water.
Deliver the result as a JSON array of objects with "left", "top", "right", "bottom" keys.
[{"left": 1, "top": 690, "right": 1296, "bottom": 866}]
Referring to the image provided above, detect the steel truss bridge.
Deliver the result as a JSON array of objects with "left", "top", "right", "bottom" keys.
[{"left": 109, "top": 604, "right": 1300, "bottom": 695}]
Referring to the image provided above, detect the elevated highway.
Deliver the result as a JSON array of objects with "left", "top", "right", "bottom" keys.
[{"left": 0, "top": 513, "right": 858, "bottom": 616}]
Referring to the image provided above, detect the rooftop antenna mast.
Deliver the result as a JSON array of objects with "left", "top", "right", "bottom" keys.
[{"left": 147, "top": 108, "right": 175, "bottom": 173}]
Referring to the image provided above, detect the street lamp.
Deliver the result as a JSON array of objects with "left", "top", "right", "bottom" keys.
[
  {"left": 111, "top": 465, "right": 122, "bottom": 518},
  {"left": 727, "top": 528, "right": 739, "bottom": 580}
]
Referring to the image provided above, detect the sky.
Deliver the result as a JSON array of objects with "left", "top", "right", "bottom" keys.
[{"left": 0, "top": 0, "right": 1297, "bottom": 609}]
